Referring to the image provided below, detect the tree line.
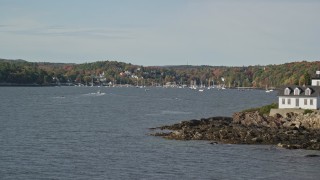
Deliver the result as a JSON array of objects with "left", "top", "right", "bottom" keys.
[{"left": 0, "top": 58, "right": 319, "bottom": 87}]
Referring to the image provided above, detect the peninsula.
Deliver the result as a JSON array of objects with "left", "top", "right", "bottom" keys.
[
  {"left": 151, "top": 71, "right": 320, "bottom": 151},
  {"left": 150, "top": 109, "right": 320, "bottom": 150}
]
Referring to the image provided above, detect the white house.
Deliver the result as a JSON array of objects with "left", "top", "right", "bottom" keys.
[
  {"left": 278, "top": 86, "right": 320, "bottom": 109},
  {"left": 312, "top": 79, "right": 320, "bottom": 86},
  {"left": 311, "top": 70, "right": 320, "bottom": 86},
  {"left": 278, "top": 71, "right": 320, "bottom": 110}
]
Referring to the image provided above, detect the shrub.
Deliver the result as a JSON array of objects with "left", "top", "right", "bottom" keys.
[
  {"left": 303, "top": 109, "right": 313, "bottom": 115},
  {"left": 259, "top": 103, "right": 278, "bottom": 115}
]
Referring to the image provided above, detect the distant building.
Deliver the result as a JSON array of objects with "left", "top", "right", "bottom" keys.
[
  {"left": 278, "top": 71, "right": 320, "bottom": 110},
  {"left": 124, "top": 71, "right": 132, "bottom": 76},
  {"left": 311, "top": 70, "right": 320, "bottom": 86},
  {"left": 119, "top": 72, "right": 126, "bottom": 77}
]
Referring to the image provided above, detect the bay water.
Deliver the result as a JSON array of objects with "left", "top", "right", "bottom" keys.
[{"left": 0, "top": 87, "right": 319, "bottom": 179}]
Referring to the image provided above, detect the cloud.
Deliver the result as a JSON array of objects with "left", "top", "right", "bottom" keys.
[
  {"left": 0, "top": 16, "right": 134, "bottom": 39},
  {"left": 0, "top": 22, "right": 135, "bottom": 39}
]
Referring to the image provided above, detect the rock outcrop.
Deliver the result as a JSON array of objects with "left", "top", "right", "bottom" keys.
[{"left": 150, "top": 111, "right": 320, "bottom": 150}]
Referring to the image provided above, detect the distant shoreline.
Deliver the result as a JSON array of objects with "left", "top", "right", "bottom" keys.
[
  {"left": 0, "top": 83, "right": 268, "bottom": 90},
  {"left": 0, "top": 83, "right": 69, "bottom": 87}
]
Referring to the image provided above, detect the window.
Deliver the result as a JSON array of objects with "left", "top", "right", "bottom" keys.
[
  {"left": 284, "top": 88, "right": 291, "bottom": 95},
  {"left": 294, "top": 88, "right": 300, "bottom": 95},
  {"left": 296, "top": 98, "right": 299, "bottom": 107},
  {"left": 310, "top": 99, "right": 314, "bottom": 105},
  {"left": 305, "top": 88, "right": 311, "bottom": 96},
  {"left": 288, "top": 98, "right": 291, "bottom": 105},
  {"left": 304, "top": 99, "right": 307, "bottom": 105},
  {"left": 282, "top": 98, "right": 285, "bottom": 105}
]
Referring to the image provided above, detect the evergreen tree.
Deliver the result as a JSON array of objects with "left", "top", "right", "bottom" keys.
[{"left": 304, "top": 72, "right": 311, "bottom": 86}]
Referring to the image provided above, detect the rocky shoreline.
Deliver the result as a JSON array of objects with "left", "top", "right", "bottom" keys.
[{"left": 150, "top": 111, "right": 320, "bottom": 150}]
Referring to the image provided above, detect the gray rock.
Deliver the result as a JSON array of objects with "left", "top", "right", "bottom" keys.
[{"left": 151, "top": 112, "right": 320, "bottom": 151}]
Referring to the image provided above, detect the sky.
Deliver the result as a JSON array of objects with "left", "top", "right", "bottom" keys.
[{"left": 0, "top": 0, "right": 319, "bottom": 66}]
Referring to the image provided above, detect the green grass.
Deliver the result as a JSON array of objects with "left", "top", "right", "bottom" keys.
[{"left": 242, "top": 103, "right": 278, "bottom": 115}]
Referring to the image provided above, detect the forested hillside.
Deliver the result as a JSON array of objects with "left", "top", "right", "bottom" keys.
[{"left": 0, "top": 58, "right": 319, "bottom": 87}]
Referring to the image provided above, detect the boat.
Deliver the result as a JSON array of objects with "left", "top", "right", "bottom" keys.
[
  {"left": 265, "top": 85, "right": 270, "bottom": 93},
  {"left": 95, "top": 90, "right": 105, "bottom": 96}
]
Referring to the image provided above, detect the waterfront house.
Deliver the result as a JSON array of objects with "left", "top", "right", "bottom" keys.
[
  {"left": 278, "top": 86, "right": 320, "bottom": 109},
  {"left": 278, "top": 71, "right": 320, "bottom": 110}
]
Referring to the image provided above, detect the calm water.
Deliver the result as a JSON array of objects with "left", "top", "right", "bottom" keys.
[{"left": 0, "top": 87, "right": 319, "bottom": 180}]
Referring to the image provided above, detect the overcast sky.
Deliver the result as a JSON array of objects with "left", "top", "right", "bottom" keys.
[{"left": 0, "top": 0, "right": 319, "bottom": 66}]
